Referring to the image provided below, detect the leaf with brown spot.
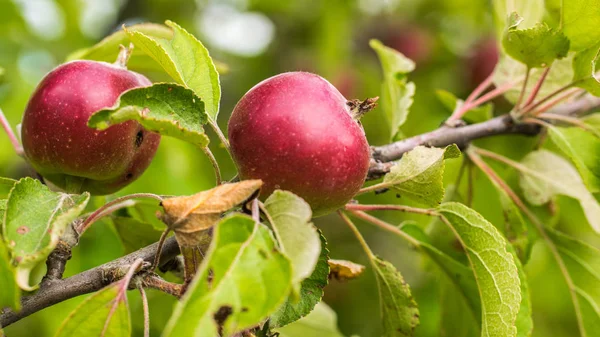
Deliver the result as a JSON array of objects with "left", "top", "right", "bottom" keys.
[
  {"left": 328, "top": 259, "right": 365, "bottom": 281},
  {"left": 161, "top": 180, "right": 262, "bottom": 247},
  {"left": 3, "top": 178, "right": 89, "bottom": 290}
]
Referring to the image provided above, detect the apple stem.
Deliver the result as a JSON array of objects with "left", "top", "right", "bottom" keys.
[
  {"left": 137, "top": 284, "right": 151, "bottom": 337},
  {"left": 200, "top": 146, "right": 222, "bottom": 185},
  {"left": 0, "top": 107, "right": 24, "bottom": 157},
  {"left": 77, "top": 193, "right": 164, "bottom": 234},
  {"left": 151, "top": 228, "right": 171, "bottom": 271},
  {"left": 347, "top": 97, "right": 379, "bottom": 120},
  {"left": 115, "top": 43, "right": 134, "bottom": 69}
]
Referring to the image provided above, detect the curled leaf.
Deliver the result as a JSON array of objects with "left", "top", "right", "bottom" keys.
[
  {"left": 328, "top": 259, "right": 365, "bottom": 281},
  {"left": 88, "top": 83, "right": 210, "bottom": 147},
  {"left": 161, "top": 180, "right": 262, "bottom": 247}
]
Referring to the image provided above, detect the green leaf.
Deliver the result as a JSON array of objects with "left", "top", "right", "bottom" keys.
[
  {"left": 112, "top": 216, "right": 164, "bottom": 254},
  {"left": 67, "top": 23, "right": 174, "bottom": 73},
  {"left": 0, "top": 237, "right": 19, "bottom": 312},
  {"left": 438, "top": 202, "right": 521, "bottom": 337},
  {"left": 0, "top": 200, "right": 6, "bottom": 229},
  {"left": 163, "top": 214, "right": 292, "bottom": 337},
  {"left": 435, "top": 90, "right": 493, "bottom": 124},
  {"left": 401, "top": 224, "right": 480, "bottom": 322},
  {"left": 494, "top": 53, "right": 574, "bottom": 103},
  {"left": 492, "top": 0, "right": 544, "bottom": 39},
  {"left": 547, "top": 125, "right": 600, "bottom": 192},
  {"left": 3, "top": 178, "right": 90, "bottom": 290},
  {"left": 372, "top": 256, "right": 419, "bottom": 337},
  {"left": 88, "top": 83, "right": 209, "bottom": 147},
  {"left": 55, "top": 283, "right": 131, "bottom": 337},
  {"left": 381, "top": 145, "right": 461, "bottom": 207},
  {"left": 518, "top": 150, "right": 600, "bottom": 233},
  {"left": 370, "top": 39, "right": 416, "bottom": 141},
  {"left": 572, "top": 42, "right": 600, "bottom": 96},
  {"left": 270, "top": 231, "right": 330, "bottom": 328},
  {"left": 274, "top": 302, "right": 345, "bottom": 337},
  {"left": 546, "top": 0, "right": 600, "bottom": 51},
  {"left": 0, "top": 177, "right": 16, "bottom": 199},
  {"left": 496, "top": 186, "right": 533, "bottom": 264},
  {"left": 583, "top": 112, "right": 600, "bottom": 131},
  {"left": 480, "top": 166, "right": 534, "bottom": 263},
  {"left": 126, "top": 20, "right": 221, "bottom": 121},
  {"left": 418, "top": 204, "right": 532, "bottom": 337},
  {"left": 439, "top": 279, "right": 479, "bottom": 337},
  {"left": 546, "top": 228, "right": 600, "bottom": 336},
  {"left": 507, "top": 243, "right": 533, "bottom": 337},
  {"left": 264, "top": 190, "right": 321, "bottom": 289},
  {"left": 502, "top": 16, "right": 569, "bottom": 68}
]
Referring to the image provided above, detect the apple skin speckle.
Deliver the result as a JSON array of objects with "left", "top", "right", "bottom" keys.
[
  {"left": 228, "top": 72, "right": 371, "bottom": 216},
  {"left": 22, "top": 60, "right": 161, "bottom": 195}
]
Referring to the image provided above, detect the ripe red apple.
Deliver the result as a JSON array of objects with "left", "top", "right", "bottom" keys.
[
  {"left": 21, "top": 60, "right": 161, "bottom": 195},
  {"left": 228, "top": 72, "right": 371, "bottom": 216}
]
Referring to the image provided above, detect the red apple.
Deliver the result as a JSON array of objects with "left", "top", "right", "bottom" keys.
[
  {"left": 228, "top": 72, "right": 371, "bottom": 216},
  {"left": 21, "top": 60, "right": 160, "bottom": 195}
]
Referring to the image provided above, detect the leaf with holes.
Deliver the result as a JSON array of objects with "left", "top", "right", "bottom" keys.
[
  {"left": 370, "top": 39, "right": 416, "bottom": 141},
  {"left": 438, "top": 202, "right": 521, "bottom": 337},
  {"left": 264, "top": 190, "right": 321, "bottom": 291},
  {"left": 270, "top": 232, "right": 329, "bottom": 328},
  {"left": 518, "top": 150, "right": 600, "bottom": 233},
  {"left": 55, "top": 282, "right": 131, "bottom": 337},
  {"left": 502, "top": 13, "right": 569, "bottom": 68},
  {"left": 126, "top": 20, "right": 221, "bottom": 121},
  {"left": 161, "top": 180, "right": 262, "bottom": 247},
  {"left": 274, "top": 302, "right": 345, "bottom": 337},
  {"left": 88, "top": 83, "right": 209, "bottom": 147},
  {"left": 545, "top": 227, "right": 600, "bottom": 336},
  {"left": 163, "top": 214, "right": 292, "bottom": 337},
  {"left": 381, "top": 145, "right": 460, "bottom": 207},
  {"left": 0, "top": 237, "right": 19, "bottom": 312},
  {"left": 3, "top": 178, "right": 89, "bottom": 290}
]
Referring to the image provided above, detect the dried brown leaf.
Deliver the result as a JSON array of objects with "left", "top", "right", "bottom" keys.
[
  {"left": 328, "top": 259, "right": 365, "bottom": 281},
  {"left": 161, "top": 180, "right": 262, "bottom": 247}
]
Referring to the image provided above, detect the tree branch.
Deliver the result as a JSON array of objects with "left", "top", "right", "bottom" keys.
[
  {"left": 3, "top": 95, "right": 600, "bottom": 328},
  {"left": 0, "top": 237, "right": 180, "bottom": 327},
  {"left": 367, "top": 95, "right": 600, "bottom": 179}
]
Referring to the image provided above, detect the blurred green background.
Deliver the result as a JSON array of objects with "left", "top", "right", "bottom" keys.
[{"left": 0, "top": 0, "right": 593, "bottom": 336}]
